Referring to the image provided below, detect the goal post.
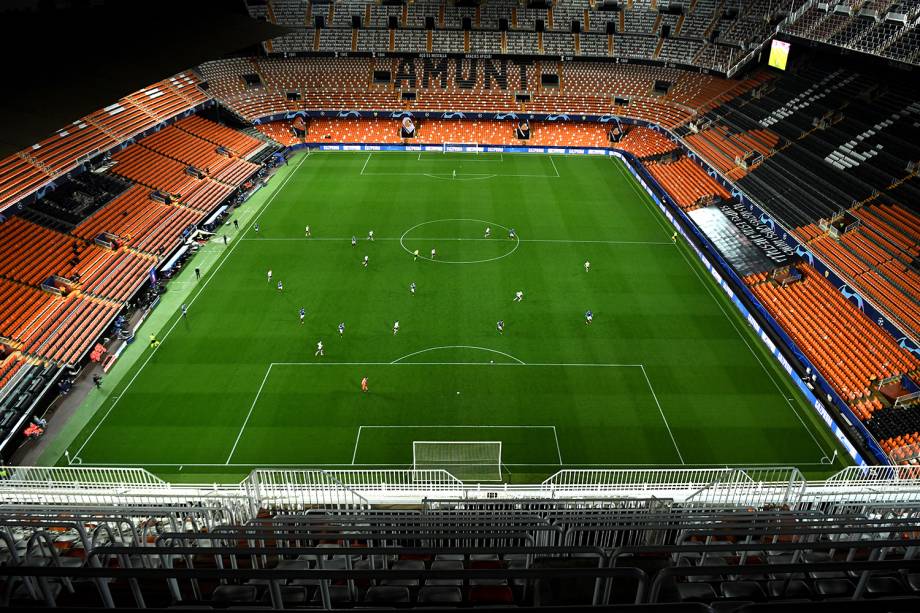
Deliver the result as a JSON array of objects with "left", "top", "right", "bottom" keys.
[
  {"left": 412, "top": 441, "right": 502, "bottom": 481},
  {"left": 442, "top": 142, "right": 481, "bottom": 154}
]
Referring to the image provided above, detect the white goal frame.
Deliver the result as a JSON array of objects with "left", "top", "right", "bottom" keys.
[
  {"left": 412, "top": 440, "right": 502, "bottom": 481},
  {"left": 442, "top": 142, "right": 481, "bottom": 154}
]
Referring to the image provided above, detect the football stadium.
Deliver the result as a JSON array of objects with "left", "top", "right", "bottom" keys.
[{"left": 0, "top": 0, "right": 919, "bottom": 609}]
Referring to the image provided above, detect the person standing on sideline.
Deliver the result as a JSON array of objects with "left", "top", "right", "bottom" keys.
[
  {"left": 223, "top": 235, "right": 228, "bottom": 246},
  {"left": 671, "top": 232, "right": 678, "bottom": 242},
  {"left": 361, "top": 377, "right": 368, "bottom": 393},
  {"left": 195, "top": 267, "right": 201, "bottom": 280},
  {"left": 92, "top": 375, "right": 103, "bottom": 389},
  {"left": 233, "top": 219, "right": 239, "bottom": 230}
]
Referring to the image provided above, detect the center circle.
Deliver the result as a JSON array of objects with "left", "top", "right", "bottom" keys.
[{"left": 399, "top": 218, "right": 520, "bottom": 264}]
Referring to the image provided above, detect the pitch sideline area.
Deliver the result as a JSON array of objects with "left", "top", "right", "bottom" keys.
[{"left": 58, "top": 151, "right": 845, "bottom": 481}]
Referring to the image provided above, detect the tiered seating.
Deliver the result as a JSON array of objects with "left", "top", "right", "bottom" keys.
[
  {"left": 0, "top": 154, "right": 51, "bottom": 211},
  {"left": 685, "top": 124, "right": 780, "bottom": 179},
  {"left": 138, "top": 125, "right": 230, "bottom": 173},
  {"left": 747, "top": 265, "right": 919, "bottom": 403},
  {"left": 175, "top": 115, "right": 264, "bottom": 158},
  {"left": 0, "top": 72, "right": 210, "bottom": 212},
  {"left": 616, "top": 126, "right": 679, "bottom": 159},
  {"left": 795, "top": 204, "right": 920, "bottom": 335},
  {"left": 110, "top": 145, "right": 202, "bottom": 195},
  {"left": 18, "top": 172, "right": 129, "bottom": 232},
  {"left": 783, "top": 1, "right": 920, "bottom": 67},
  {"left": 212, "top": 158, "right": 260, "bottom": 186},
  {"left": 256, "top": 121, "right": 303, "bottom": 146},
  {"left": 254, "top": 117, "right": 681, "bottom": 153},
  {"left": 72, "top": 185, "right": 199, "bottom": 255},
  {"left": 0, "top": 279, "right": 58, "bottom": 345},
  {"left": 181, "top": 180, "right": 237, "bottom": 213},
  {"left": 19, "top": 294, "right": 121, "bottom": 365},
  {"left": 201, "top": 56, "right": 767, "bottom": 130},
  {"left": 0, "top": 216, "right": 150, "bottom": 302},
  {"left": 0, "top": 353, "right": 25, "bottom": 392},
  {"left": 645, "top": 156, "right": 731, "bottom": 210}
]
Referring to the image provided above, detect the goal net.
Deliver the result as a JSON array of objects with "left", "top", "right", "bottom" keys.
[
  {"left": 442, "top": 142, "right": 481, "bottom": 154},
  {"left": 412, "top": 441, "right": 502, "bottom": 481}
]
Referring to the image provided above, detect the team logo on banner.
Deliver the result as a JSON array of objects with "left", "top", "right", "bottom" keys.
[{"left": 400, "top": 116, "right": 416, "bottom": 138}]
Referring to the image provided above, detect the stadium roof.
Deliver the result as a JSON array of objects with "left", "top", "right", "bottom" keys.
[{"left": 0, "top": 0, "right": 285, "bottom": 158}]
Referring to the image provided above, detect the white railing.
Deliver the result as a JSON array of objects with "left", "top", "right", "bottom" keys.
[{"left": 2, "top": 466, "right": 920, "bottom": 508}]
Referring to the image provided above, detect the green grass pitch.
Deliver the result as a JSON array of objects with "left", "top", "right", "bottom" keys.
[{"left": 59, "top": 151, "right": 848, "bottom": 483}]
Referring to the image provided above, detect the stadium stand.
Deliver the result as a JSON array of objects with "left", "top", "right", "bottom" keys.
[
  {"left": 0, "top": 72, "right": 208, "bottom": 211},
  {"left": 645, "top": 156, "right": 732, "bottom": 211},
  {"left": 781, "top": 0, "right": 920, "bottom": 66},
  {"left": 251, "top": 0, "right": 796, "bottom": 75},
  {"left": 199, "top": 56, "right": 769, "bottom": 129},
  {"left": 795, "top": 204, "right": 920, "bottom": 335},
  {"left": 747, "top": 265, "right": 919, "bottom": 440},
  {"left": 255, "top": 117, "right": 683, "bottom": 155},
  {"left": 71, "top": 185, "right": 204, "bottom": 255}
]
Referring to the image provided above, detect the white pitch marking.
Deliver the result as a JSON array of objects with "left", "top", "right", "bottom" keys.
[
  {"left": 225, "top": 364, "right": 275, "bottom": 464},
  {"left": 70, "top": 152, "right": 310, "bottom": 460},
  {"left": 611, "top": 157, "right": 831, "bottom": 461}
]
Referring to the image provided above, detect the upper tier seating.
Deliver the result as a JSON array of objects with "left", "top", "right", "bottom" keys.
[
  {"left": 782, "top": 1, "right": 920, "bottom": 67},
  {"left": 110, "top": 146, "right": 202, "bottom": 196},
  {"left": 0, "top": 72, "right": 208, "bottom": 212},
  {"left": 253, "top": 0, "right": 778, "bottom": 73},
  {"left": 175, "top": 115, "right": 265, "bottom": 158},
  {"left": 199, "top": 56, "right": 767, "bottom": 129}
]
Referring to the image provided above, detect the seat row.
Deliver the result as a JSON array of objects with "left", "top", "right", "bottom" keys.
[
  {"left": 199, "top": 56, "right": 768, "bottom": 130},
  {"left": 795, "top": 204, "right": 920, "bottom": 336},
  {"left": 746, "top": 265, "right": 918, "bottom": 404},
  {"left": 645, "top": 156, "right": 730, "bottom": 210},
  {"left": 0, "top": 72, "right": 208, "bottom": 212}
]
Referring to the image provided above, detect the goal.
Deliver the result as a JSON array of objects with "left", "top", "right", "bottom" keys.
[
  {"left": 412, "top": 441, "right": 502, "bottom": 481},
  {"left": 442, "top": 142, "right": 481, "bottom": 154}
]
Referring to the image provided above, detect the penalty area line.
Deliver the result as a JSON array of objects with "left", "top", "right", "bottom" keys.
[{"left": 69, "top": 152, "right": 309, "bottom": 461}]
